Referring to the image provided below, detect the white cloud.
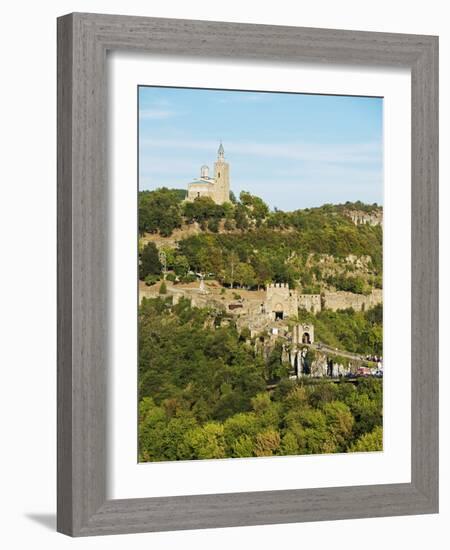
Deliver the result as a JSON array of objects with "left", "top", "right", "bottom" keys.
[
  {"left": 139, "top": 109, "right": 178, "bottom": 120},
  {"left": 139, "top": 156, "right": 196, "bottom": 176},
  {"left": 140, "top": 137, "right": 381, "bottom": 165},
  {"left": 215, "top": 93, "right": 269, "bottom": 104},
  {"left": 275, "top": 164, "right": 382, "bottom": 181}
]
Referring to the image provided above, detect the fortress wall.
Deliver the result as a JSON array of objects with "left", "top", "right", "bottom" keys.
[
  {"left": 139, "top": 283, "right": 382, "bottom": 319},
  {"left": 323, "top": 289, "right": 382, "bottom": 311},
  {"left": 139, "top": 288, "right": 158, "bottom": 304},
  {"left": 298, "top": 294, "right": 322, "bottom": 313}
]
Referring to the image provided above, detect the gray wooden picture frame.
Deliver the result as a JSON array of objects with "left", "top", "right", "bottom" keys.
[{"left": 57, "top": 12, "right": 439, "bottom": 537}]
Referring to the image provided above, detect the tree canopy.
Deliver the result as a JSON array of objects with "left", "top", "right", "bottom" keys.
[{"left": 138, "top": 297, "right": 383, "bottom": 461}]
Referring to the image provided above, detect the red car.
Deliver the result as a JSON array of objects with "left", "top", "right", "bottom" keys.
[{"left": 356, "top": 366, "right": 372, "bottom": 377}]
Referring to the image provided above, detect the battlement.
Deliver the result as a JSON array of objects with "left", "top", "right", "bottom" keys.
[
  {"left": 267, "top": 282, "right": 290, "bottom": 289},
  {"left": 298, "top": 293, "right": 322, "bottom": 313}
]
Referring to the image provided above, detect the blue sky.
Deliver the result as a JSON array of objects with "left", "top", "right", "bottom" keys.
[{"left": 138, "top": 86, "right": 383, "bottom": 210}]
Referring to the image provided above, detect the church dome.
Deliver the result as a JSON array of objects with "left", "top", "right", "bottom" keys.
[{"left": 200, "top": 165, "right": 209, "bottom": 178}]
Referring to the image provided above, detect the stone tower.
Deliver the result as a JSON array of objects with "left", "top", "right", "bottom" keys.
[
  {"left": 292, "top": 323, "right": 315, "bottom": 345},
  {"left": 213, "top": 142, "right": 230, "bottom": 204},
  {"left": 265, "top": 283, "right": 298, "bottom": 320}
]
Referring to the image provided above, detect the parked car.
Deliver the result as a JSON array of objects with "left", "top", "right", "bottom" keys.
[{"left": 356, "top": 366, "right": 371, "bottom": 377}]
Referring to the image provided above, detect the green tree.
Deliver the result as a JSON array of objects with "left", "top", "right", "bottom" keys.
[
  {"left": 287, "top": 409, "right": 335, "bottom": 454},
  {"left": 281, "top": 430, "right": 300, "bottom": 456},
  {"left": 139, "top": 188, "right": 183, "bottom": 236},
  {"left": 220, "top": 251, "right": 240, "bottom": 288},
  {"left": 231, "top": 434, "right": 255, "bottom": 457},
  {"left": 139, "top": 242, "right": 161, "bottom": 279},
  {"left": 173, "top": 254, "right": 190, "bottom": 277},
  {"left": 208, "top": 218, "right": 220, "bottom": 232},
  {"left": 184, "top": 422, "right": 226, "bottom": 459},
  {"left": 162, "top": 417, "right": 199, "bottom": 461},
  {"left": 183, "top": 196, "right": 224, "bottom": 224},
  {"left": 322, "top": 401, "right": 354, "bottom": 451},
  {"left": 266, "top": 341, "right": 287, "bottom": 381},
  {"left": 239, "top": 191, "right": 269, "bottom": 223},
  {"left": 234, "top": 262, "right": 257, "bottom": 288},
  {"left": 349, "top": 425, "right": 383, "bottom": 452},
  {"left": 159, "top": 281, "right": 167, "bottom": 294},
  {"left": 234, "top": 203, "right": 249, "bottom": 230},
  {"left": 254, "top": 429, "right": 281, "bottom": 457},
  {"left": 223, "top": 412, "right": 259, "bottom": 452}
]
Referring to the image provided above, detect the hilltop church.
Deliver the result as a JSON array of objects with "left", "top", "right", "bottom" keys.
[{"left": 186, "top": 143, "right": 231, "bottom": 204}]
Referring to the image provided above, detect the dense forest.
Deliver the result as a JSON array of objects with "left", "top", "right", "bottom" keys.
[{"left": 139, "top": 297, "right": 383, "bottom": 461}]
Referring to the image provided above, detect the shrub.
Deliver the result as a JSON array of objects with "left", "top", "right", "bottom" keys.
[
  {"left": 224, "top": 218, "right": 235, "bottom": 231},
  {"left": 144, "top": 274, "right": 160, "bottom": 286},
  {"left": 349, "top": 425, "right": 383, "bottom": 452},
  {"left": 208, "top": 218, "right": 219, "bottom": 233},
  {"left": 179, "top": 273, "right": 197, "bottom": 284},
  {"left": 159, "top": 281, "right": 167, "bottom": 294}
]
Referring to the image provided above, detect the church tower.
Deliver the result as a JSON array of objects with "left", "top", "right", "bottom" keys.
[{"left": 213, "top": 142, "right": 230, "bottom": 203}]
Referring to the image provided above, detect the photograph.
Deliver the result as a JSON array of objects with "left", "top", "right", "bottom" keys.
[
  {"left": 137, "top": 85, "right": 384, "bottom": 462},
  {"left": 0, "top": 2, "right": 441, "bottom": 543}
]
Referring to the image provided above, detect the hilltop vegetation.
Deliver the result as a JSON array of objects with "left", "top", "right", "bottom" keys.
[
  {"left": 138, "top": 188, "right": 383, "bottom": 294},
  {"left": 139, "top": 297, "right": 383, "bottom": 461}
]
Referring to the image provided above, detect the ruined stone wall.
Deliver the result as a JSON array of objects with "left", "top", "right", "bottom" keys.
[
  {"left": 139, "top": 285, "right": 227, "bottom": 312},
  {"left": 323, "top": 289, "right": 382, "bottom": 311},
  {"left": 309, "top": 354, "right": 349, "bottom": 378},
  {"left": 298, "top": 293, "right": 322, "bottom": 313},
  {"left": 297, "top": 289, "right": 382, "bottom": 314}
]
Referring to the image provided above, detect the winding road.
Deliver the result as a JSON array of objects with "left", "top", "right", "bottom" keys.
[{"left": 309, "top": 342, "right": 379, "bottom": 367}]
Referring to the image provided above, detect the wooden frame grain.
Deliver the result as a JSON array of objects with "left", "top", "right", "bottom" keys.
[{"left": 57, "top": 12, "right": 438, "bottom": 536}]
